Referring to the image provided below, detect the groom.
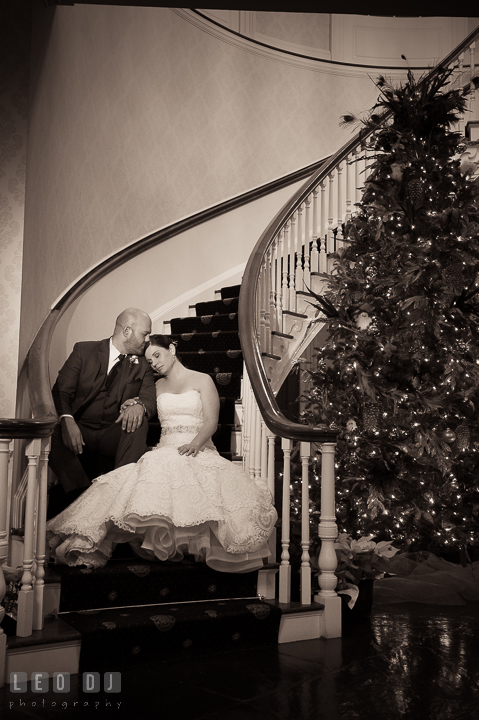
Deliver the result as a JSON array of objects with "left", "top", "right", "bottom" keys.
[{"left": 48, "top": 307, "right": 157, "bottom": 516}]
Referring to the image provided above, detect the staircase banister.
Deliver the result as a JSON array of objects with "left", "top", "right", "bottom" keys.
[
  {"left": 0, "top": 417, "right": 57, "bottom": 441},
  {"left": 238, "top": 257, "right": 338, "bottom": 443},
  {"left": 432, "top": 23, "right": 479, "bottom": 74},
  {"left": 239, "top": 23, "right": 479, "bottom": 445},
  {"left": 25, "top": 310, "right": 60, "bottom": 423},
  {"left": 20, "top": 157, "right": 332, "bottom": 427},
  {"left": 248, "top": 21, "right": 479, "bottom": 262}
]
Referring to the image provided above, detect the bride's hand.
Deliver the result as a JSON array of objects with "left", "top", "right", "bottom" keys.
[{"left": 177, "top": 443, "right": 203, "bottom": 457}]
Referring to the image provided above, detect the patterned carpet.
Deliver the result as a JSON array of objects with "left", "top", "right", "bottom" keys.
[
  {"left": 57, "top": 285, "right": 281, "bottom": 671},
  {"left": 147, "top": 285, "right": 243, "bottom": 457},
  {"left": 62, "top": 596, "right": 281, "bottom": 672}
]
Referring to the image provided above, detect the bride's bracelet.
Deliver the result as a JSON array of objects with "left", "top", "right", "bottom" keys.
[{"left": 121, "top": 397, "right": 147, "bottom": 415}]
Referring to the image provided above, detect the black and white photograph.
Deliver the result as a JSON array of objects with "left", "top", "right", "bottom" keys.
[{"left": 1, "top": 2, "right": 479, "bottom": 718}]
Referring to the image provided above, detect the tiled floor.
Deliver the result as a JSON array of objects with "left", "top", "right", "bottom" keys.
[{"left": 2, "top": 602, "right": 479, "bottom": 720}]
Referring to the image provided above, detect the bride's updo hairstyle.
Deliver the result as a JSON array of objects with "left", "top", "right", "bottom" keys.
[
  {"left": 147, "top": 334, "right": 180, "bottom": 361},
  {"left": 148, "top": 334, "right": 176, "bottom": 351}
]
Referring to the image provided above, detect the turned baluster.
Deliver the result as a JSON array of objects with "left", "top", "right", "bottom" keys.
[
  {"left": 295, "top": 204, "right": 304, "bottom": 295},
  {"left": 279, "top": 437, "right": 292, "bottom": 603},
  {"left": 315, "top": 442, "right": 338, "bottom": 599},
  {"left": 345, "top": 152, "right": 352, "bottom": 223},
  {"left": 282, "top": 221, "right": 291, "bottom": 315},
  {"left": 267, "top": 430, "right": 276, "bottom": 499},
  {"left": 300, "top": 442, "right": 312, "bottom": 604},
  {"left": 457, "top": 53, "right": 466, "bottom": 135},
  {"left": 259, "top": 257, "right": 267, "bottom": 352},
  {"left": 336, "top": 162, "right": 343, "bottom": 252},
  {"left": 276, "top": 230, "right": 284, "bottom": 333},
  {"left": 242, "top": 367, "right": 252, "bottom": 477},
  {"left": 303, "top": 197, "right": 311, "bottom": 289},
  {"left": 271, "top": 237, "right": 279, "bottom": 335},
  {"left": 289, "top": 213, "right": 297, "bottom": 312},
  {"left": 327, "top": 171, "right": 335, "bottom": 254},
  {"left": 310, "top": 188, "right": 319, "bottom": 274}
]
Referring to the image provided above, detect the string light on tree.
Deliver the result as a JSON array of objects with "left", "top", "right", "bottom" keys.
[{"left": 293, "top": 65, "right": 479, "bottom": 554}]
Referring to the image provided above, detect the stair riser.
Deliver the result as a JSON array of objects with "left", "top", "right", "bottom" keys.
[{"left": 6, "top": 641, "right": 81, "bottom": 679}]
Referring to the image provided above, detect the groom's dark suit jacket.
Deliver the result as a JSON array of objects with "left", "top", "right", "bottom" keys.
[{"left": 52, "top": 338, "right": 156, "bottom": 421}]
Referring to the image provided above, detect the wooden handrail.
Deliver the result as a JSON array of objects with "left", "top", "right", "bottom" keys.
[
  {"left": 0, "top": 418, "right": 57, "bottom": 441},
  {"left": 238, "top": 23, "right": 479, "bottom": 441},
  {"left": 14, "top": 158, "right": 328, "bottom": 428}
]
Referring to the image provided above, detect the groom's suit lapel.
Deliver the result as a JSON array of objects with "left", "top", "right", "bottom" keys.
[
  {"left": 74, "top": 339, "right": 110, "bottom": 416},
  {"left": 86, "top": 340, "right": 110, "bottom": 403}
]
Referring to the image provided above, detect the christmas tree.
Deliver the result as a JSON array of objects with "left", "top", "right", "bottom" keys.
[{"left": 301, "top": 66, "right": 479, "bottom": 555}]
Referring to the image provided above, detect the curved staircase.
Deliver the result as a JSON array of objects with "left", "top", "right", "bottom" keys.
[{"left": 1, "top": 23, "right": 479, "bottom": 686}]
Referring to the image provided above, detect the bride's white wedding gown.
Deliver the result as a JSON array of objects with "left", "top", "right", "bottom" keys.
[{"left": 47, "top": 390, "right": 277, "bottom": 572}]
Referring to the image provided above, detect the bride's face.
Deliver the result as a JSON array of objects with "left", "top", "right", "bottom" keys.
[{"left": 145, "top": 344, "right": 176, "bottom": 375}]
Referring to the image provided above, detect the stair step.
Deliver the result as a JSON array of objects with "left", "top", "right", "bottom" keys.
[
  {"left": 209, "top": 372, "right": 242, "bottom": 399},
  {"left": 61, "top": 597, "right": 282, "bottom": 672},
  {"left": 181, "top": 349, "right": 243, "bottom": 374},
  {"left": 171, "top": 330, "right": 241, "bottom": 352},
  {"left": 271, "top": 330, "right": 294, "bottom": 339},
  {"left": 219, "top": 284, "right": 241, "bottom": 299},
  {"left": 52, "top": 558, "right": 259, "bottom": 613},
  {"left": 194, "top": 296, "right": 239, "bottom": 317},
  {"left": 282, "top": 309, "right": 307, "bottom": 319},
  {"left": 3, "top": 614, "right": 82, "bottom": 678},
  {"left": 170, "top": 312, "right": 238, "bottom": 335}
]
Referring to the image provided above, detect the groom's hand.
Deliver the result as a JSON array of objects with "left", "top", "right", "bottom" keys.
[
  {"left": 60, "top": 416, "right": 85, "bottom": 454},
  {"left": 116, "top": 403, "right": 144, "bottom": 433}
]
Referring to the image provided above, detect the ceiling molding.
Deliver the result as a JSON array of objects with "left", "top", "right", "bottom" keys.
[{"left": 174, "top": 9, "right": 430, "bottom": 77}]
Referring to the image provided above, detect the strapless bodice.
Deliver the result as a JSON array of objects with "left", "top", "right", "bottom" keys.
[{"left": 156, "top": 390, "right": 212, "bottom": 448}]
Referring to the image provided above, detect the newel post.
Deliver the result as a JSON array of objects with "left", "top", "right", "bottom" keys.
[
  {"left": 0, "top": 438, "right": 11, "bottom": 688},
  {"left": 16, "top": 438, "right": 41, "bottom": 637},
  {"left": 33, "top": 438, "right": 50, "bottom": 630},
  {"left": 314, "top": 441, "right": 341, "bottom": 637}
]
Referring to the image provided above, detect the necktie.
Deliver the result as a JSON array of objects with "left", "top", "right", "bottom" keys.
[{"left": 106, "top": 354, "right": 126, "bottom": 390}]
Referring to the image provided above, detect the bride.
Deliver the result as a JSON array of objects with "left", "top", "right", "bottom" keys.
[{"left": 46, "top": 334, "right": 277, "bottom": 572}]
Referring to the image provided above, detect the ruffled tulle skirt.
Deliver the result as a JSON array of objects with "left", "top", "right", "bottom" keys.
[{"left": 46, "top": 440, "right": 277, "bottom": 573}]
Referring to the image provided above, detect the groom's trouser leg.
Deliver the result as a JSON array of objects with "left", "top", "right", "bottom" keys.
[
  {"left": 88, "top": 420, "right": 149, "bottom": 469},
  {"left": 49, "top": 425, "right": 91, "bottom": 494},
  {"left": 48, "top": 421, "right": 149, "bottom": 514}
]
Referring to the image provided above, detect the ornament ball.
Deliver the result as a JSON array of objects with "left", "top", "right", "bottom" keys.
[{"left": 442, "top": 428, "right": 456, "bottom": 444}]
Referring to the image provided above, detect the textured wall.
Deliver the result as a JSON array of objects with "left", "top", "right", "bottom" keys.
[
  {"left": 0, "top": 1, "right": 30, "bottom": 416},
  {"left": 20, "top": 4, "right": 393, "bottom": 363},
  {"left": 19, "top": 6, "right": 475, "bottom": 370},
  {"left": 255, "top": 11, "right": 331, "bottom": 51}
]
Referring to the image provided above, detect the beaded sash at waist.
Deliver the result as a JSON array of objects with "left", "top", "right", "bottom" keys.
[{"left": 161, "top": 425, "right": 198, "bottom": 435}]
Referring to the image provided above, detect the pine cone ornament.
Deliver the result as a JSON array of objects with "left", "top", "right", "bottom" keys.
[
  {"left": 407, "top": 179, "right": 425, "bottom": 208},
  {"left": 454, "top": 424, "right": 470, "bottom": 451},
  {"left": 363, "top": 402, "right": 379, "bottom": 433}
]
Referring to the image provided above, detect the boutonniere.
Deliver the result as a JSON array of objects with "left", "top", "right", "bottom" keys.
[{"left": 129, "top": 355, "right": 139, "bottom": 365}]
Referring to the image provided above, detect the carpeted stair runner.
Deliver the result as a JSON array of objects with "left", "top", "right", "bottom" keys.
[
  {"left": 63, "top": 597, "right": 281, "bottom": 672},
  {"left": 54, "top": 558, "right": 259, "bottom": 612},
  {"left": 148, "top": 285, "right": 243, "bottom": 458},
  {"left": 54, "top": 284, "right": 282, "bottom": 670},
  {"left": 55, "top": 558, "right": 280, "bottom": 670}
]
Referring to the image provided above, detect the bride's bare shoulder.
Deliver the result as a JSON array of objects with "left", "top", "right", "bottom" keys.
[{"left": 189, "top": 369, "right": 216, "bottom": 391}]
